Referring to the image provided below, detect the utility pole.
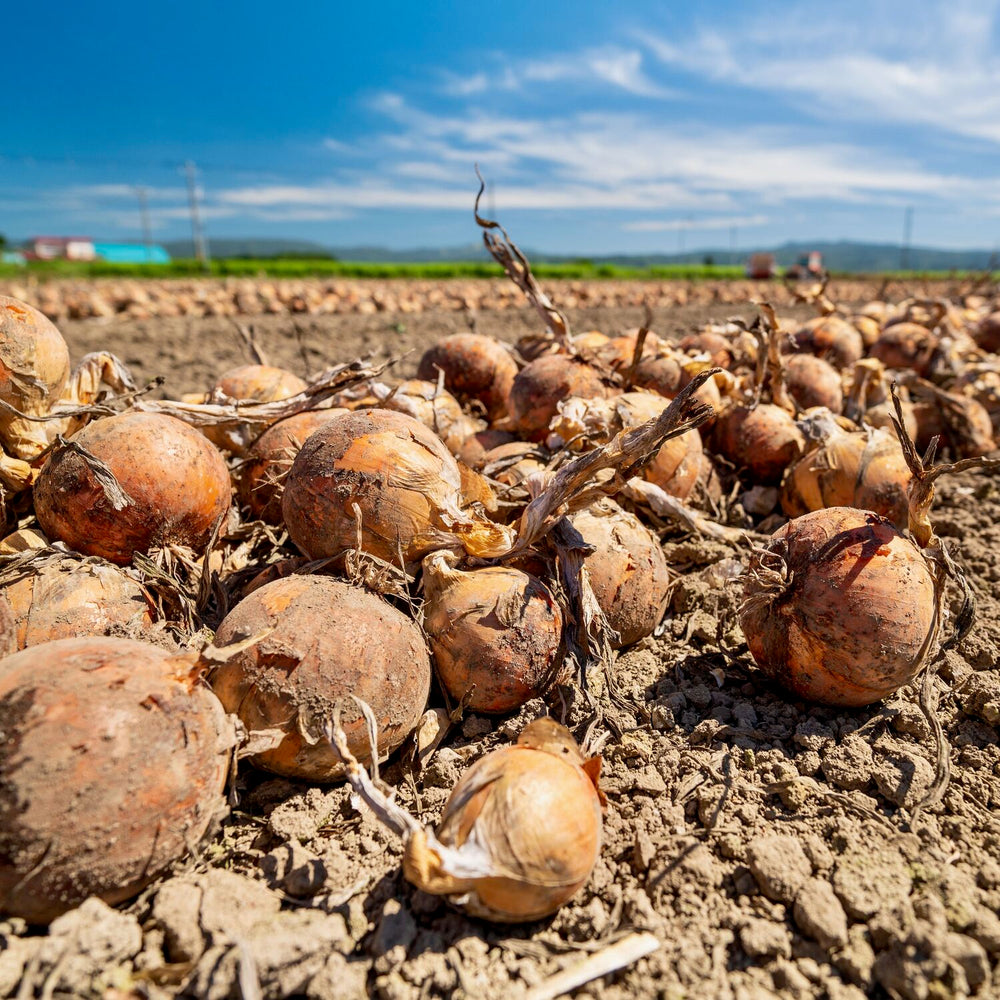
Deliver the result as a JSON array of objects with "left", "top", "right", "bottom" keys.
[
  {"left": 901, "top": 206, "right": 913, "bottom": 271},
  {"left": 184, "top": 160, "right": 210, "bottom": 268},
  {"left": 135, "top": 186, "right": 153, "bottom": 262}
]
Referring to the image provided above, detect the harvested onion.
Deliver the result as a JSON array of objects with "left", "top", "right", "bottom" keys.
[
  {"left": 569, "top": 500, "right": 671, "bottom": 648},
  {"left": 210, "top": 575, "right": 431, "bottom": 780},
  {"left": 281, "top": 409, "right": 513, "bottom": 569},
  {"left": 740, "top": 507, "right": 937, "bottom": 706},
  {"left": 422, "top": 552, "right": 565, "bottom": 713},
  {"left": 789, "top": 316, "right": 864, "bottom": 369},
  {"left": 34, "top": 412, "right": 232, "bottom": 565},
  {"left": 711, "top": 403, "right": 805, "bottom": 485},
  {"left": 508, "top": 355, "right": 612, "bottom": 442},
  {"left": 416, "top": 333, "right": 518, "bottom": 421},
  {"left": 0, "top": 637, "right": 233, "bottom": 923}
]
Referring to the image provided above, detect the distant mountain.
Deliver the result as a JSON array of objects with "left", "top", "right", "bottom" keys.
[
  {"left": 162, "top": 237, "right": 335, "bottom": 259},
  {"left": 160, "top": 236, "right": 999, "bottom": 273}
]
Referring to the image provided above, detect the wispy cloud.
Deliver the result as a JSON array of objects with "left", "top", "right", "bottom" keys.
[
  {"left": 623, "top": 214, "right": 770, "bottom": 233},
  {"left": 440, "top": 47, "right": 674, "bottom": 99},
  {"left": 642, "top": 1, "right": 1000, "bottom": 144}
]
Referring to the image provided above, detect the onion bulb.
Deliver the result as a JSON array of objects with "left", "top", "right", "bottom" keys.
[
  {"left": 416, "top": 333, "right": 518, "bottom": 421},
  {"left": 401, "top": 717, "right": 603, "bottom": 922},
  {"left": 281, "top": 409, "right": 513, "bottom": 569},
  {"left": 569, "top": 500, "right": 671, "bottom": 648},
  {"left": 456, "top": 429, "right": 518, "bottom": 470},
  {"left": 482, "top": 441, "right": 547, "bottom": 492},
  {"left": 210, "top": 575, "right": 430, "bottom": 780},
  {"left": 631, "top": 354, "right": 723, "bottom": 423},
  {"left": 780, "top": 418, "right": 910, "bottom": 527},
  {"left": 422, "top": 552, "right": 565, "bottom": 713},
  {"left": 373, "top": 379, "right": 484, "bottom": 454},
  {"left": 0, "top": 295, "right": 71, "bottom": 459},
  {"left": 0, "top": 636, "right": 233, "bottom": 923},
  {"left": 508, "top": 355, "right": 613, "bottom": 442},
  {"left": 740, "top": 507, "right": 936, "bottom": 706},
  {"left": 213, "top": 364, "right": 307, "bottom": 403},
  {"left": 0, "top": 553, "right": 154, "bottom": 650},
  {"left": 238, "top": 408, "right": 348, "bottom": 522},
  {"left": 869, "top": 323, "right": 937, "bottom": 376},
  {"left": 785, "top": 354, "right": 844, "bottom": 413},
  {"left": 34, "top": 412, "right": 232, "bottom": 565},
  {"left": 711, "top": 403, "right": 806, "bottom": 485},
  {"left": 789, "top": 316, "right": 864, "bottom": 369},
  {"left": 973, "top": 312, "right": 1000, "bottom": 353}
]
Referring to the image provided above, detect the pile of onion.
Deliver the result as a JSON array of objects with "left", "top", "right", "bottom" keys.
[{"left": 0, "top": 636, "right": 233, "bottom": 923}]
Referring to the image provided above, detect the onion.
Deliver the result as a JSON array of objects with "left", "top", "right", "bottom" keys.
[
  {"left": 850, "top": 314, "right": 882, "bottom": 349},
  {"left": 678, "top": 330, "right": 734, "bottom": 369},
  {"left": 740, "top": 507, "right": 936, "bottom": 706},
  {"left": 210, "top": 575, "right": 430, "bottom": 780},
  {"left": 911, "top": 390, "right": 995, "bottom": 458},
  {"left": 508, "top": 355, "right": 613, "bottom": 442},
  {"left": 400, "top": 718, "right": 603, "bottom": 922},
  {"left": 953, "top": 367, "right": 1000, "bottom": 436},
  {"left": 630, "top": 355, "right": 723, "bottom": 425},
  {"left": 711, "top": 403, "right": 806, "bottom": 485},
  {"left": 0, "top": 555, "right": 154, "bottom": 650},
  {"left": 0, "top": 295, "right": 71, "bottom": 459},
  {"left": 780, "top": 419, "right": 910, "bottom": 527},
  {"left": 785, "top": 354, "right": 844, "bottom": 413},
  {"left": 482, "top": 441, "right": 547, "bottom": 492},
  {"left": 422, "top": 552, "right": 565, "bottom": 713},
  {"left": 456, "top": 429, "right": 518, "bottom": 469},
  {"left": 34, "top": 412, "right": 232, "bottom": 565},
  {"left": 238, "top": 409, "right": 348, "bottom": 523},
  {"left": 416, "top": 333, "right": 518, "bottom": 421},
  {"left": 281, "top": 409, "right": 513, "bottom": 569},
  {"left": 569, "top": 500, "right": 671, "bottom": 647},
  {"left": 0, "top": 636, "right": 232, "bottom": 923},
  {"left": 213, "top": 364, "right": 307, "bottom": 403},
  {"left": 973, "top": 312, "right": 1000, "bottom": 353},
  {"left": 789, "top": 316, "right": 864, "bottom": 368},
  {"left": 869, "top": 322, "right": 937, "bottom": 376},
  {"left": 374, "top": 379, "right": 483, "bottom": 453}
]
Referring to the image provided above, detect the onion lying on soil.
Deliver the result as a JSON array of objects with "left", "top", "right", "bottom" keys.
[
  {"left": 281, "top": 409, "right": 513, "bottom": 569},
  {"left": 869, "top": 322, "right": 938, "bottom": 376},
  {"left": 0, "top": 555, "right": 154, "bottom": 650},
  {"left": 0, "top": 636, "right": 233, "bottom": 924},
  {"left": 785, "top": 354, "right": 844, "bottom": 413},
  {"left": 422, "top": 552, "right": 565, "bottom": 713},
  {"left": 711, "top": 403, "right": 806, "bottom": 485},
  {"left": 34, "top": 411, "right": 232, "bottom": 565},
  {"left": 238, "top": 408, "right": 349, "bottom": 523},
  {"left": 569, "top": 500, "right": 671, "bottom": 648},
  {"left": 789, "top": 316, "right": 864, "bottom": 369},
  {"left": 739, "top": 506, "right": 937, "bottom": 706},
  {"left": 507, "top": 355, "right": 613, "bottom": 442},
  {"left": 416, "top": 333, "right": 518, "bottom": 421},
  {"left": 373, "top": 379, "right": 483, "bottom": 454},
  {"left": 210, "top": 575, "right": 431, "bottom": 780},
  {"left": 213, "top": 364, "right": 307, "bottom": 403}
]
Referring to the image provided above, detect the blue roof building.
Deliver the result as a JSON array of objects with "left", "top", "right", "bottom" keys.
[{"left": 93, "top": 242, "right": 171, "bottom": 264}]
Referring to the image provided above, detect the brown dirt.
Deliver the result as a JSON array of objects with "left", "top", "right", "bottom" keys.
[{"left": 2, "top": 288, "right": 999, "bottom": 1000}]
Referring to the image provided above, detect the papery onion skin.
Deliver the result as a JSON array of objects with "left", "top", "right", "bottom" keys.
[
  {"left": 711, "top": 404, "right": 806, "bottom": 485},
  {"left": 869, "top": 323, "right": 937, "bottom": 376},
  {"left": 0, "top": 559, "right": 154, "bottom": 650},
  {"left": 0, "top": 637, "right": 232, "bottom": 924},
  {"left": 632, "top": 356, "right": 723, "bottom": 421},
  {"left": 570, "top": 501, "right": 671, "bottom": 648},
  {"left": 740, "top": 507, "right": 936, "bottom": 707},
  {"left": 34, "top": 412, "right": 232, "bottom": 565},
  {"left": 423, "top": 555, "right": 565, "bottom": 714},
  {"left": 210, "top": 575, "right": 431, "bottom": 781},
  {"left": 508, "top": 355, "right": 612, "bottom": 442},
  {"left": 377, "top": 379, "right": 481, "bottom": 454},
  {"left": 239, "top": 409, "right": 348, "bottom": 523},
  {"left": 405, "top": 718, "right": 602, "bottom": 922},
  {"left": 645, "top": 427, "right": 703, "bottom": 501},
  {"left": 416, "top": 333, "right": 518, "bottom": 421},
  {"left": 678, "top": 331, "right": 734, "bottom": 369}
]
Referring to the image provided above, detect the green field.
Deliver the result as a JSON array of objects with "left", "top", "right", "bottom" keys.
[
  {"left": 0, "top": 257, "right": 989, "bottom": 282},
  {"left": 0, "top": 258, "right": 745, "bottom": 281}
]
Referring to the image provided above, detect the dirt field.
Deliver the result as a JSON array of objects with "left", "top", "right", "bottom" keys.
[{"left": 3, "top": 288, "right": 999, "bottom": 1000}]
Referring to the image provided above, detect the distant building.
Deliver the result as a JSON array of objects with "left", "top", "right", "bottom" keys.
[
  {"left": 23, "top": 237, "right": 170, "bottom": 264},
  {"left": 92, "top": 242, "right": 171, "bottom": 264}
]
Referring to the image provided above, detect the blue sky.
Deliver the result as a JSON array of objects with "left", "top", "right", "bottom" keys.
[{"left": 4, "top": 0, "right": 1000, "bottom": 253}]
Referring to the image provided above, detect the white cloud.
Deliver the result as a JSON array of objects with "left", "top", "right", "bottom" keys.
[
  {"left": 441, "top": 47, "right": 674, "bottom": 99},
  {"left": 623, "top": 214, "right": 770, "bottom": 233},
  {"left": 643, "top": 1, "right": 1000, "bottom": 144}
]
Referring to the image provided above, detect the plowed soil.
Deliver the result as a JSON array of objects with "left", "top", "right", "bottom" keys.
[{"left": 2, "top": 286, "right": 998, "bottom": 1000}]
